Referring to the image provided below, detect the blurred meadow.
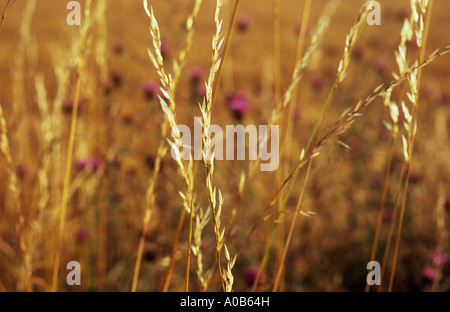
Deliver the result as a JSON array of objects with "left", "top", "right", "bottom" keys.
[{"left": 0, "top": 0, "right": 449, "bottom": 292}]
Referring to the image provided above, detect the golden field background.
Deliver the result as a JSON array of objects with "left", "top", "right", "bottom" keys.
[{"left": 0, "top": 0, "right": 449, "bottom": 292}]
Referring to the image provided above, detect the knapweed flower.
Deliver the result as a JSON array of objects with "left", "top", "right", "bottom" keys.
[
  {"left": 396, "top": 6, "right": 411, "bottom": 21},
  {"left": 228, "top": 91, "right": 251, "bottom": 120},
  {"left": 423, "top": 266, "right": 436, "bottom": 281},
  {"left": 75, "top": 227, "right": 89, "bottom": 244},
  {"left": 75, "top": 156, "right": 102, "bottom": 173},
  {"left": 440, "top": 92, "right": 450, "bottom": 105},
  {"left": 237, "top": 13, "right": 252, "bottom": 32},
  {"left": 144, "top": 248, "right": 156, "bottom": 262},
  {"left": 373, "top": 56, "right": 388, "bottom": 72},
  {"left": 198, "top": 85, "right": 207, "bottom": 98},
  {"left": 292, "top": 107, "right": 302, "bottom": 120},
  {"left": 110, "top": 71, "right": 123, "bottom": 87},
  {"left": 161, "top": 40, "right": 171, "bottom": 58},
  {"left": 346, "top": 136, "right": 364, "bottom": 152},
  {"left": 63, "top": 98, "right": 85, "bottom": 114},
  {"left": 294, "top": 21, "right": 310, "bottom": 36},
  {"left": 143, "top": 81, "right": 160, "bottom": 100},
  {"left": 190, "top": 66, "right": 204, "bottom": 85},
  {"left": 407, "top": 34, "right": 418, "bottom": 49},
  {"left": 244, "top": 266, "right": 265, "bottom": 288},
  {"left": 16, "top": 164, "right": 27, "bottom": 180},
  {"left": 113, "top": 44, "right": 124, "bottom": 55},
  {"left": 352, "top": 45, "right": 366, "bottom": 60},
  {"left": 101, "top": 75, "right": 115, "bottom": 95},
  {"left": 145, "top": 154, "right": 156, "bottom": 170},
  {"left": 432, "top": 252, "right": 449, "bottom": 266},
  {"left": 311, "top": 75, "right": 325, "bottom": 91}
]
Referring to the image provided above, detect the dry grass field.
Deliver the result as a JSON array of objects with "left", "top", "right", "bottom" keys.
[{"left": 0, "top": 0, "right": 449, "bottom": 292}]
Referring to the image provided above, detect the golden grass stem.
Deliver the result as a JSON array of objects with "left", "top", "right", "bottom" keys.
[
  {"left": 210, "top": 0, "right": 240, "bottom": 111},
  {"left": 388, "top": 165, "right": 411, "bottom": 291},
  {"left": 268, "top": 0, "right": 312, "bottom": 291},
  {"left": 226, "top": 0, "right": 335, "bottom": 262},
  {"left": 142, "top": 0, "right": 202, "bottom": 292},
  {"left": 365, "top": 130, "right": 397, "bottom": 292},
  {"left": 273, "top": 0, "right": 281, "bottom": 108},
  {"left": 51, "top": 0, "right": 92, "bottom": 292},
  {"left": 0, "top": 103, "right": 30, "bottom": 291},
  {"left": 379, "top": 164, "right": 407, "bottom": 291},
  {"left": 162, "top": 209, "right": 186, "bottom": 292},
  {"left": 131, "top": 134, "right": 165, "bottom": 292},
  {"left": 131, "top": 213, "right": 150, "bottom": 292},
  {"left": 186, "top": 201, "right": 194, "bottom": 292},
  {"left": 388, "top": 0, "right": 433, "bottom": 291},
  {"left": 0, "top": 0, "right": 14, "bottom": 33},
  {"left": 273, "top": 149, "right": 312, "bottom": 292}
]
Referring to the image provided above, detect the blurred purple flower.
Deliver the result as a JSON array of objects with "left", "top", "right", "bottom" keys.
[
  {"left": 16, "top": 164, "right": 27, "bottom": 180},
  {"left": 161, "top": 40, "right": 171, "bottom": 58},
  {"left": 292, "top": 107, "right": 302, "bottom": 120},
  {"left": 228, "top": 91, "right": 251, "bottom": 120},
  {"left": 346, "top": 136, "right": 364, "bottom": 151},
  {"left": 110, "top": 71, "right": 123, "bottom": 87},
  {"left": 311, "top": 75, "right": 325, "bottom": 91},
  {"left": 113, "top": 44, "right": 124, "bottom": 55},
  {"left": 144, "top": 248, "right": 156, "bottom": 262},
  {"left": 237, "top": 13, "right": 252, "bottom": 32},
  {"left": 143, "top": 81, "right": 160, "bottom": 100},
  {"left": 294, "top": 21, "right": 310, "bottom": 36},
  {"left": 101, "top": 75, "right": 115, "bottom": 95},
  {"left": 190, "top": 66, "right": 204, "bottom": 85},
  {"left": 396, "top": 6, "right": 411, "bottom": 21},
  {"left": 352, "top": 45, "right": 366, "bottom": 60},
  {"left": 75, "top": 156, "right": 102, "bottom": 173},
  {"left": 373, "top": 56, "right": 388, "bottom": 72},
  {"left": 407, "top": 34, "right": 419, "bottom": 49},
  {"left": 244, "top": 266, "right": 265, "bottom": 288},
  {"left": 198, "top": 85, "right": 207, "bottom": 98},
  {"left": 423, "top": 266, "right": 436, "bottom": 281},
  {"left": 432, "top": 252, "right": 449, "bottom": 266},
  {"left": 440, "top": 92, "right": 450, "bottom": 105},
  {"left": 75, "top": 227, "right": 89, "bottom": 244},
  {"left": 63, "top": 98, "right": 85, "bottom": 114}
]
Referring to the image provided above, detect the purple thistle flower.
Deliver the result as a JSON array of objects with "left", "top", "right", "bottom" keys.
[
  {"left": 228, "top": 91, "right": 251, "bottom": 120},
  {"left": 244, "top": 266, "right": 265, "bottom": 288},
  {"left": 63, "top": 98, "right": 85, "bottom": 114},
  {"left": 198, "top": 85, "right": 207, "bottom": 98},
  {"left": 237, "top": 13, "right": 252, "bottom": 32},
  {"left": 396, "top": 6, "right": 411, "bottom": 21},
  {"left": 113, "top": 44, "right": 124, "bottom": 55},
  {"left": 144, "top": 248, "right": 156, "bottom": 262},
  {"left": 110, "top": 71, "right": 123, "bottom": 87},
  {"left": 440, "top": 92, "right": 450, "bottom": 105},
  {"left": 101, "top": 75, "right": 115, "bottom": 95},
  {"left": 190, "top": 66, "right": 204, "bottom": 85},
  {"left": 75, "top": 227, "right": 89, "bottom": 244},
  {"left": 346, "top": 136, "right": 364, "bottom": 151},
  {"left": 352, "top": 44, "right": 366, "bottom": 60},
  {"left": 161, "top": 40, "right": 171, "bottom": 58},
  {"left": 311, "top": 75, "right": 325, "bottom": 91},
  {"left": 75, "top": 156, "right": 102, "bottom": 173},
  {"left": 407, "top": 34, "right": 419, "bottom": 49},
  {"left": 294, "top": 21, "right": 310, "bottom": 36},
  {"left": 143, "top": 81, "right": 160, "bottom": 100},
  {"left": 432, "top": 252, "right": 449, "bottom": 266},
  {"left": 423, "top": 266, "right": 436, "bottom": 281},
  {"left": 16, "top": 164, "right": 27, "bottom": 180},
  {"left": 292, "top": 107, "right": 302, "bottom": 120},
  {"left": 373, "top": 56, "right": 388, "bottom": 72}
]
